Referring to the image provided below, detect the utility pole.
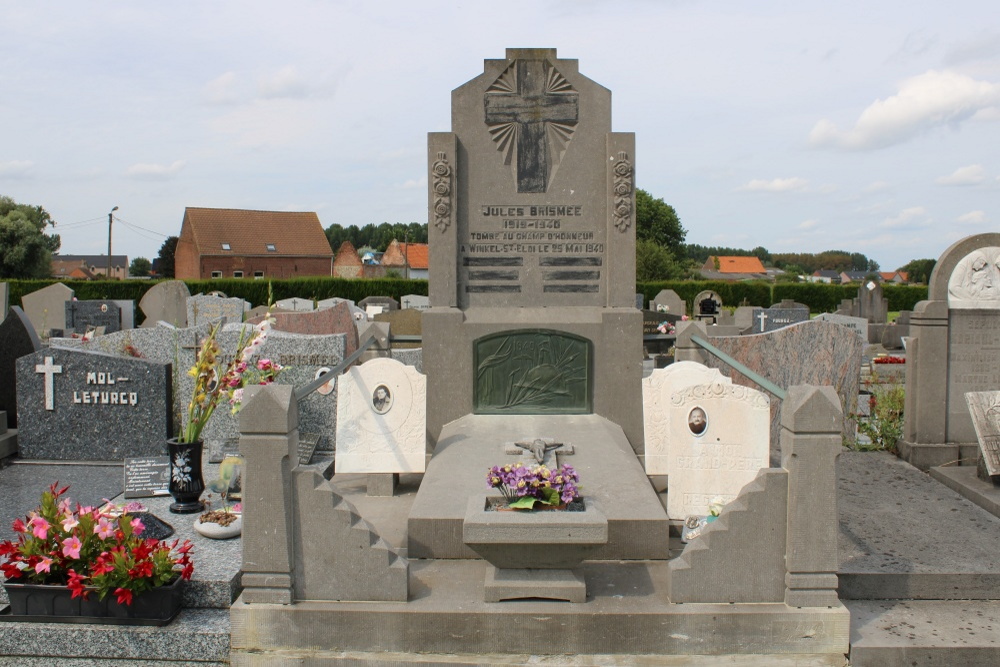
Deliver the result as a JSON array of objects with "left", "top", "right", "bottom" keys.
[{"left": 108, "top": 206, "right": 118, "bottom": 279}]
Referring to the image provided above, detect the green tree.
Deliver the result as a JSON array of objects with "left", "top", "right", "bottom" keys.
[
  {"left": 0, "top": 195, "right": 60, "bottom": 278},
  {"left": 900, "top": 258, "right": 935, "bottom": 284},
  {"left": 129, "top": 257, "right": 152, "bottom": 277},
  {"left": 156, "top": 236, "right": 178, "bottom": 278},
  {"left": 635, "top": 189, "right": 686, "bottom": 257},
  {"left": 636, "top": 239, "right": 684, "bottom": 281}
]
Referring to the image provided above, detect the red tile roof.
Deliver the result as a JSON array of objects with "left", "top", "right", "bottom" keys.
[
  {"left": 704, "top": 256, "right": 766, "bottom": 274},
  {"left": 382, "top": 240, "right": 429, "bottom": 270},
  {"left": 182, "top": 207, "right": 332, "bottom": 257}
]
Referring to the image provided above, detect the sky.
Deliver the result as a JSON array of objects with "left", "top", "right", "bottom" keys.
[{"left": 3, "top": 1, "right": 1000, "bottom": 273}]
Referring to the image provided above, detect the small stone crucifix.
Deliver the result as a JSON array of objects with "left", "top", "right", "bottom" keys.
[{"left": 506, "top": 437, "right": 574, "bottom": 469}]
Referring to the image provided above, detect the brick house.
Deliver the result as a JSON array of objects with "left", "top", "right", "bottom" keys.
[
  {"left": 381, "top": 240, "right": 429, "bottom": 279},
  {"left": 174, "top": 208, "right": 333, "bottom": 280},
  {"left": 51, "top": 255, "right": 129, "bottom": 280},
  {"left": 333, "top": 240, "right": 364, "bottom": 278}
]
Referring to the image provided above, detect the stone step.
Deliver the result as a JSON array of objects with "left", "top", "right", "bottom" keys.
[
  {"left": 846, "top": 599, "right": 1000, "bottom": 667},
  {"left": 0, "top": 606, "right": 230, "bottom": 664}
]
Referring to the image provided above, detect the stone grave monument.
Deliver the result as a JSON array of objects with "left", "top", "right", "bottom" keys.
[
  {"left": 187, "top": 294, "right": 249, "bottom": 326},
  {"left": 400, "top": 294, "right": 429, "bottom": 310},
  {"left": 0, "top": 307, "right": 42, "bottom": 430},
  {"left": 0, "top": 282, "right": 7, "bottom": 323},
  {"left": 139, "top": 280, "right": 190, "bottom": 327},
  {"left": 21, "top": 282, "right": 74, "bottom": 336},
  {"left": 750, "top": 299, "right": 810, "bottom": 334},
  {"left": 15, "top": 347, "right": 172, "bottom": 460},
  {"left": 651, "top": 288, "right": 685, "bottom": 317},
  {"left": 900, "top": 233, "right": 1000, "bottom": 469},
  {"left": 66, "top": 299, "right": 123, "bottom": 334},
  {"left": 814, "top": 312, "right": 868, "bottom": 342},
  {"left": 857, "top": 279, "right": 888, "bottom": 324},
  {"left": 275, "top": 297, "right": 315, "bottom": 312}
]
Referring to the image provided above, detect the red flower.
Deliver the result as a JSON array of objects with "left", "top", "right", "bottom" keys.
[
  {"left": 114, "top": 587, "right": 133, "bottom": 606},
  {"left": 67, "top": 571, "right": 89, "bottom": 600},
  {"left": 1, "top": 560, "right": 24, "bottom": 579},
  {"left": 129, "top": 560, "right": 154, "bottom": 579},
  {"left": 11, "top": 518, "right": 26, "bottom": 534}
]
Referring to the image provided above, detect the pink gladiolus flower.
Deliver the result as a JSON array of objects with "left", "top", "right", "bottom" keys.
[
  {"left": 95, "top": 517, "right": 115, "bottom": 539},
  {"left": 62, "top": 536, "right": 82, "bottom": 559},
  {"left": 35, "top": 557, "right": 53, "bottom": 574},
  {"left": 29, "top": 517, "right": 50, "bottom": 539}
]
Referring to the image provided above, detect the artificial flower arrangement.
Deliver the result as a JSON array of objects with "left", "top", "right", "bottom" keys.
[
  {"left": 873, "top": 355, "right": 905, "bottom": 365},
  {"left": 486, "top": 462, "right": 581, "bottom": 510},
  {"left": 0, "top": 483, "right": 193, "bottom": 606},
  {"left": 656, "top": 321, "right": 676, "bottom": 335}
]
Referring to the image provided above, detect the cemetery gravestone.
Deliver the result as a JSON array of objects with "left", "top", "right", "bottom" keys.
[
  {"left": 642, "top": 361, "right": 732, "bottom": 475},
  {"left": 652, "top": 289, "right": 686, "bottom": 317},
  {"left": 401, "top": 294, "right": 430, "bottom": 310},
  {"left": 664, "top": 381, "right": 769, "bottom": 520},
  {"left": 15, "top": 347, "right": 173, "bottom": 460},
  {"left": 965, "top": 391, "right": 1000, "bottom": 482},
  {"left": 0, "top": 307, "right": 43, "bottom": 429},
  {"left": 814, "top": 312, "right": 868, "bottom": 343},
  {"left": 21, "top": 282, "right": 74, "bottom": 336},
  {"left": 358, "top": 296, "right": 399, "bottom": 312},
  {"left": 139, "top": 280, "right": 190, "bottom": 327},
  {"left": 335, "top": 358, "right": 426, "bottom": 474},
  {"left": 247, "top": 302, "right": 360, "bottom": 359},
  {"left": 373, "top": 309, "right": 422, "bottom": 349},
  {"left": 902, "top": 234, "right": 1000, "bottom": 469},
  {"left": 275, "top": 297, "right": 315, "bottom": 312},
  {"left": 857, "top": 281, "right": 888, "bottom": 324},
  {"left": 187, "top": 295, "right": 250, "bottom": 326},
  {"left": 66, "top": 299, "right": 123, "bottom": 334},
  {"left": 0, "top": 283, "right": 7, "bottom": 323},
  {"left": 750, "top": 301, "right": 810, "bottom": 334},
  {"left": 114, "top": 300, "right": 136, "bottom": 330}
]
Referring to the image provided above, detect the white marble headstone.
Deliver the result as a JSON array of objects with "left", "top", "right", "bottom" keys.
[
  {"left": 275, "top": 297, "right": 315, "bottom": 312},
  {"left": 642, "top": 361, "right": 731, "bottom": 475},
  {"left": 665, "top": 381, "right": 769, "bottom": 520},
  {"left": 336, "top": 358, "right": 426, "bottom": 473}
]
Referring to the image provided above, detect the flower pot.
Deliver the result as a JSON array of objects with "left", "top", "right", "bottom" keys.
[
  {"left": 1, "top": 575, "right": 184, "bottom": 626},
  {"left": 193, "top": 513, "right": 242, "bottom": 539},
  {"left": 462, "top": 496, "right": 608, "bottom": 569},
  {"left": 168, "top": 438, "right": 205, "bottom": 514}
]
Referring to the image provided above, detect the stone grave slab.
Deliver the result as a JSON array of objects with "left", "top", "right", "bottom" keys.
[
  {"left": 358, "top": 296, "right": 399, "bottom": 312},
  {"left": 663, "top": 381, "right": 769, "bottom": 520},
  {"left": 401, "top": 294, "right": 429, "bottom": 310},
  {"left": 20, "top": 282, "right": 73, "bottom": 335},
  {"left": 642, "top": 361, "right": 732, "bottom": 475},
  {"left": 15, "top": 347, "right": 173, "bottom": 460},
  {"left": 373, "top": 308, "right": 422, "bottom": 348},
  {"left": 814, "top": 312, "right": 869, "bottom": 342},
  {"left": 335, "top": 358, "right": 426, "bottom": 474},
  {"left": 114, "top": 299, "right": 136, "bottom": 330},
  {"left": 652, "top": 289, "right": 685, "bottom": 317},
  {"left": 318, "top": 297, "right": 367, "bottom": 322},
  {"left": 0, "top": 307, "right": 42, "bottom": 429},
  {"left": 192, "top": 326, "right": 345, "bottom": 455},
  {"left": 248, "top": 301, "right": 359, "bottom": 359},
  {"left": 0, "top": 283, "right": 7, "bottom": 323},
  {"left": 275, "top": 297, "right": 315, "bottom": 312},
  {"left": 187, "top": 294, "right": 249, "bottom": 326},
  {"left": 965, "top": 391, "right": 1000, "bottom": 478},
  {"left": 66, "top": 299, "right": 122, "bottom": 334},
  {"left": 857, "top": 281, "right": 888, "bottom": 324},
  {"left": 750, "top": 303, "right": 810, "bottom": 333},
  {"left": 139, "top": 280, "right": 190, "bottom": 327},
  {"left": 703, "top": 319, "right": 863, "bottom": 465}
]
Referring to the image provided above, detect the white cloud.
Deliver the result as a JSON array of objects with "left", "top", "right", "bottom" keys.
[
  {"left": 401, "top": 175, "right": 427, "bottom": 189},
  {"left": 880, "top": 206, "right": 931, "bottom": 229},
  {"left": 125, "top": 160, "right": 186, "bottom": 179},
  {"left": 809, "top": 70, "right": 1000, "bottom": 150},
  {"left": 936, "top": 164, "right": 986, "bottom": 186},
  {"left": 957, "top": 210, "right": 987, "bottom": 225},
  {"left": 737, "top": 177, "right": 808, "bottom": 193},
  {"left": 203, "top": 72, "right": 241, "bottom": 105},
  {"left": 0, "top": 160, "right": 34, "bottom": 178},
  {"left": 798, "top": 219, "right": 819, "bottom": 230},
  {"left": 862, "top": 181, "right": 891, "bottom": 194},
  {"left": 257, "top": 66, "right": 308, "bottom": 100}
]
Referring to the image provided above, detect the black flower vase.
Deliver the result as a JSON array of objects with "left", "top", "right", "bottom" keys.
[{"left": 167, "top": 438, "right": 205, "bottom": 514}]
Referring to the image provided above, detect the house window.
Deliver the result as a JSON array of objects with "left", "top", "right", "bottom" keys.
[
  {"left": 254, "top": 271, "right": 265, "bottom": 278},
  {"left": 221, "top": 243, "right": 231, "bottom": 251},
  {"left": 265, "top": 243, "right": 276, "bottom": 252},
  {"left": 211, "top": 271, "right": 222, "bottom": 279},
  {"left": 233, "top": 271, "right": 243, "bottom": 278}
]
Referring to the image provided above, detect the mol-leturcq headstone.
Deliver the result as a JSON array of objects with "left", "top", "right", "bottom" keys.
[
  {"left": 15, "top": 347, "right": 172, "bottom": 460},
  {"left": 424, "top": 47, "right": 641, "bottom": 448},
  {"left": 901, "top": 234, "right": 1000, "bottom": 469}
]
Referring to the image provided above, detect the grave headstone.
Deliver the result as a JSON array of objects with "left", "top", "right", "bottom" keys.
[
  {"left": 664, "top": 381, "right": 769, "bottom": 520},
  {"left": 694, "top": 290, "right": 722, "bottom": 317},
  {"left": 358, "top": 296, "right": 399, "bottom": 312},
  {"left": 0, "top": 283, "right": 7, "bottom": 323},
  {"left": 902, "top": 235, "right": 1000, "bottom": 469},
  {"left": 635, "top": 293, "right": 645, "bottom": 310},
  {"left": 21, "top": 282, "right": 74, "bottom": 336},
  {"left": 139, "top": 280, "right": 191, "bottom": 328},
  {"left": 642, "top": 361, "right": 732, "bottom": 475},
  {"left": 335, "top": 358, "right": 426, "bottom": 474},
  {"left": 0, "top": 307, "right": 43, "bottom": 429},
  {"left": 15, "top": 347, "right": 173, "bottom": 460},
  {"left": 652, "top": 289, "right": 686, "bottom": 317},
  {"left": 187, "top": 294, "right": 250, "bottom": 326},
  {"left": 733, "top": 305, "right": 756, "bottom": 331},
  {"left": 318, "top": 297, "right": 367, "bottom": 322},
  {"left": 965, "top": 391, "right": 1000, "bottom": 480},
  {"left": 275, "top": 297, "right": 315, "bottom": 312},
  {"left": 814, "top": 313, "right": 869, "bottom": 342},
  {"left": 66, "top": 299, "right": 123, "bottom": 334},
  {"left": 857, "top": 280, "right": 888, "bottom": 324},
  {"left": 114, "top": 300, "right": 136, "bottom": 330},
  {"left": 374, "top": 308, "right": 422, "bottom": 349},
  {"left": 247, "top": 302, "right": 360, "bottom": 359},
  {"left": 401, "top": 294, "right": 430, "bottom": 310},
  {"left": 750, "top": 302, "right": 810, "bottom": 334}
]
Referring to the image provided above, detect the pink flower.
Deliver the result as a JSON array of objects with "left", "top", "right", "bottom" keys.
[
  {"left": 34, "top": 557, "right": 53, "bottom": 574},
  {"left": 130, "top": 517, "right": 145, "bottom": 535},
  {"left": 62, "top": 516, "right": 80, "bottom": 531},
  {"left": 62, "top": 536, "right": 82, "bottom": 559},
  {"left": 95, "top": 517, "right": 115, "bottom": 539},
  {"left": 29, "top": 517, "right": 50, "bottom": 539}
]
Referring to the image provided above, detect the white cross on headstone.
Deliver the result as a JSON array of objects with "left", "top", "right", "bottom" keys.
[
  {"left": 35, "top": 356, "right": 62, "bottom": 411},
  {"left": 757, "top": 310, "right": 768, "bottom": 331}
]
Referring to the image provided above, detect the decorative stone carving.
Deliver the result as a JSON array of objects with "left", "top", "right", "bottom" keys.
[
  {"left": 612, "top": 152, "right": 633, "bottom": 232},
  {"left": 431, "top": 152, "right": 452, "bottom": 231},
  {"left": 947, "top": 247, "right": 1000, "bottom": 308}
]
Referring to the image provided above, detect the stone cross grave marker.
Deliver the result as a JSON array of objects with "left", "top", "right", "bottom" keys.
[
  {"left": 15, "top": 347, "right": 172, "bottom": 460},
  {"left": 750, "top": 302, "right": 810, "bottom": 334},
  {"left": 505, "top": 437, "right": 574, "bottom": 469},
  {"left": 275, "top": 297, "right": 315, "bottom": 312}
]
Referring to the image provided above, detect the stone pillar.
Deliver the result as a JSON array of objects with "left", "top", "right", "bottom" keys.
[
  {"left": 781, "top": 384, "right": 841, "bottom": 607},
  {"left": 673, "top": 320, "right": 708, "bottom": 363},
  {"left": 902, "top": 300, "right": 948, "bottom": 445},
  {"left": 238, "top": 384, "right": 299, "bottom": 604}
]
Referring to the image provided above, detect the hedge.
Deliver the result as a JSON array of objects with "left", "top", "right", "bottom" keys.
[{"left": 5, "top": 278, "right": 928, "bottom": 316}]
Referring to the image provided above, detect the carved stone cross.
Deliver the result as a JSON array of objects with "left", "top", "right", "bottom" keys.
[
  {"left": 484, "top": 59, "right": 579, "bottom": 193},
  {"left": 757, "top": 310, "right": 768, "bottom": 331},
  {"left": 35, "top": 356, "right": 62, "bottom": 411},
  {"left": 506, "top": 437, "right": 575, "bottom": 469}
]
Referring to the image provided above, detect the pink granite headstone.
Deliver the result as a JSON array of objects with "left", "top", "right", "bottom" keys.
[{"left": 247, "top": 301, "right": 359, "bottom": 358}]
